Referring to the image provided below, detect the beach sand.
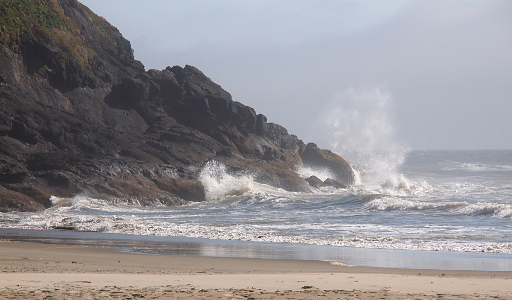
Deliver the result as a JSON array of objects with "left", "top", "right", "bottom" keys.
[{"left": 1, "top": 240, "right": 512, "bottom": 299}]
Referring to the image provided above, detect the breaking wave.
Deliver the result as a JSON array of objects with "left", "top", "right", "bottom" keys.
[
  {"left": 455, "top": 202, "right": 512, "bottom": 218},
  {"left": 295, "top": 165, "right": 335, "bottom": 181},
  {"left": 8, "top": 194, "right": 512, "bottom": 254},
  {"left": 363, "top": 197, "right": 512, "bottom": 219},
  {"left": 2, "top": 144, "right": 511, "bottom": 256},
  {"left": 198, "top": 160, "right": 305, "bottom": 201},
  {"left": 199, "top": 160, "right": 255, "bottom": 200}
]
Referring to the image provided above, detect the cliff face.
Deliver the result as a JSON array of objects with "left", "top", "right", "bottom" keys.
[{"left": 0, "top": 0, "right": 355, "bottom": 212}]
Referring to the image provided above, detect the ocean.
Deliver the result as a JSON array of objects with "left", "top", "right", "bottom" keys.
[{"left": 1, "top": 150, "right": 512, "bottom": 270}]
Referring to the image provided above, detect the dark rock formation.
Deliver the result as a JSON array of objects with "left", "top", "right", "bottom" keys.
[
  {"left": 0, "top": 185, "right": 46, "bottom": 212},
  {"left": 304, "top": 176, "right": 348, "bottom": 189},
  {"left": 305, "top": 176, "right": 324, "bottom": 188},
  {"left": 0, "top": 0, "right": 355, "bottom": 212},
  {"left": 323, "top": 178, "right": 348, "bottom": 189},
  {"left": 301, "top": 143, "right": 355, "bottom": 186}
]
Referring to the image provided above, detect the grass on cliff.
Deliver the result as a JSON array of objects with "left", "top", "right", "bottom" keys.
[
  {"left": 0, "top": 0, "right": 95, "bottom": 69},
  {"left": 0, "top": 0, "right": 64, "bottom": 41},
  {"left": 78, "top": 2, "right": 110, "bottom": 39}
]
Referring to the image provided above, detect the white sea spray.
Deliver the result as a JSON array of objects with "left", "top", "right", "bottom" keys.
[
  {"left": 199, "top": 160, "right": 255, "bottom": 201},
  {"left": 319, "top": 87, "right": 410, "bottom": 186},
  {"left": 3, "top": 150, "right": 512, "bottom": 257},
  {"left": 295, "top": 165, "right": 335, "bottom": 181}
]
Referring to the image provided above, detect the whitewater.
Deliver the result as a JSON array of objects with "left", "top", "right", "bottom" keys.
[{"left": 1, "top": 150, "right": 511, "bottom": 256}]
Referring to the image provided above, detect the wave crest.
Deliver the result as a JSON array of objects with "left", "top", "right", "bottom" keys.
[
  {"left": 363, "top": 197, "right": 466, "bottom": 212},
  {"left": 455, "top": 203, "right": 512, "bottom": 218},
  {"left": 199, "top": 160, "right": 258, "bottom": 201},
  {"left": 364, "top": 197, "right": 512, "bottom": 219}
]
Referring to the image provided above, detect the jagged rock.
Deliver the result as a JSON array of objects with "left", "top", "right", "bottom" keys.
[
  {"left": 262, "top": 145, "right": 285, "bottom": 162},
  {"left": 323, "top": 178, "right": 347, "bottom": 189},
  {"left": 305, "top": 176, "right": 324, "bottom": 188},
  {"left": 178, "top": 65, "right": 232, "bottom": 101},
  {"left": 256, "top": 161, "right": 311, "bottom": 193},
  {"left": 268, "top": 123, "right": 304, "bottom": 152},
  {"left": 8, "top": 118, "right": 40, "bottom": 145},
  {"left": 0, "top": 0, "right": 355, "bottom": 211},
  {"left": 0, "top": 185, "right": 45, "bottom": 212},
  {"left": 0, "top": 111, "right": 12, "bottom": 135},
  {"left": 105, "top": 77, "right": 149, "bottom": 109},
  {"left": 256, "top": 114, "right": 269, "bottom": 136},
  {"left": 0, "top": 184, "right": 52, "bottom": 208},
  {"left": 300, "top": 143, "right": 355, "bottom": 186},
  {"left": 152, "top": 178, "right": 205, "bottom": 202}
]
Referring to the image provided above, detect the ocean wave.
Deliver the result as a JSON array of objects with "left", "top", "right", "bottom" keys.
[
  {"left": 48, "top": 195, "right": 157, "bottom": 213},
  {"left": 363, "top": 197, "right": 466, "bottom": 212},
  {"left": 382, "top": 174, "right": 409, "bottom": 189},
  {"left": 10, "top": 212, "right": 512, "bottom": 254},
  {"left": 382, "top": 176, "right": 433, "bottom": 196},
  {"left": 36, "top": 176, "right": 512, "bottom": 222},
  {"left": 443, "top": 162, "right": 512, "bottom": 172},
  {"left": 198, "top": 160, "right": 309, "bottom": 201},
  {"left": 296, "top": 165, "right": 335, "bottom": 182},
  {"left": 455, "top": 202, "right": 512, "bottom": 218},
  {"left": 363, "top": 197, "right": 512, "bottom": 219},
  {"left": 196, "top": 158, "right": 437, "bottom": 204},
  {"left": 197, "top": 160, "right": 357, "bottom": 202},
  {"left": 199, "top": 160, "right": 255, "bottom": 200},
  {"left": 345, "top": 176, "right": 434, "bottom": 201}
]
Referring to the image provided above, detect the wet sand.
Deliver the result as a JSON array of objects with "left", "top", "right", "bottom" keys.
[{"left": 1, "top": 241, "right": 512, "bottom": 299}]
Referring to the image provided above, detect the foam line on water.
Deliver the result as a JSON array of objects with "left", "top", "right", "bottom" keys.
[
  {"left": 363, "top": 197, "right": 512, "bottom": 219},
  {"left": 10, "top": 209, "right": 512, "bottom": 254}
]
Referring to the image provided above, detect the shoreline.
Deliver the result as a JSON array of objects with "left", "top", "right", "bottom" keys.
[
  {"left": 2, "top": 228, "right": 512, "bottom": 272},
  {"left": 1, "top": 240, "right": 512, "bottom": 299}
]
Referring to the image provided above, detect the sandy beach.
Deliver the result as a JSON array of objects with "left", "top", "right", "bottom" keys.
[{"left": 1, "top": 240, "right": 512, "bottom": 299}]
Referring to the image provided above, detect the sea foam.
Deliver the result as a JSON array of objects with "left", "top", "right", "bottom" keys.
[
  {"left": 198, "top": 160, "right": 298, "bottom": 201},
  {"left": 295, "top": 165, "right": 335, "bottom": 181},
  {"left": 199, "top": 160, "right": 255, "bottom": 201}
]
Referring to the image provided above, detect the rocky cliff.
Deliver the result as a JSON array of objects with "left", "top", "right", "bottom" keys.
[{"left": 0, "top": 0, "right": 355, "bottom": 212}]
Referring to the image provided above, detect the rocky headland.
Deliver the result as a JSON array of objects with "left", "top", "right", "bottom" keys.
[{"left": 0, "top": 0, "right": 355, "bottom": 212}]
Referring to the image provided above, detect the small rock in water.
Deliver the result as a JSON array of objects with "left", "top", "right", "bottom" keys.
[
  {"left": 305, "top": 176, "right": 324, "bottom": 188},
  {"left": 323, "top": 178, "right": 347, "bottom": 189}
]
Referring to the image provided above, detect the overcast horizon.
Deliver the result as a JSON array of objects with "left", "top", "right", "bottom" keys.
[{"left": 79, "top": 0, "right": 512, "bottom": 151}]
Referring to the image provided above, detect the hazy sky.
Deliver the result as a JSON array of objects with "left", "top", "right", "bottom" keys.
[{"left": 80, "top": 0, "right": 512, "bottom": 151}]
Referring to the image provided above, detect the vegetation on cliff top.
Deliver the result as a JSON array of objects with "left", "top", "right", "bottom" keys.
[
  {"left": 0, "top": 0, "right": 95, "bottom": 69},
  {"left": 0, "top": 0, "right": 65, "bottom": 41}
]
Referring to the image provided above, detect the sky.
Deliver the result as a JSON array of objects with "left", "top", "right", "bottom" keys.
[{"left": 79, "top": 0, "right": 512, "bottom": 151}]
